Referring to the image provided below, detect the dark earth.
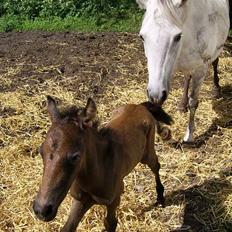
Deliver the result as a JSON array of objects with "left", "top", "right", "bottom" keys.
[
  {"left": 0, "top": 32, "right": 146, "bottom": 96},
  {"left": 0, "top": 31, "right": 231, "bottom": 96}
]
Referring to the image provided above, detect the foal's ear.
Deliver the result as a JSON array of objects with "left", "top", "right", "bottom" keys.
[
  {"left": 47, "top": 96, "right": 60, "bottom": 123},
  {"left": 85, "top": 98, "right": 97, "bottom": 118},
  {"left": 81, "top": 98, "right": 97, "bottom": 128}
]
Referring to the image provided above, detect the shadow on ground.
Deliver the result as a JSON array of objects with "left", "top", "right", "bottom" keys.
[
  {"left": 142, "top": 172, "right": 232, "bottom": 232},
  {"left": 193, "top": 85, "right": 232, "bottom": 147},
  {"left": 167, "top": 176, "right": 232, "bottom": 231},
  {"left": 170, "top": 85, "right": 232, "bottom": 149}
]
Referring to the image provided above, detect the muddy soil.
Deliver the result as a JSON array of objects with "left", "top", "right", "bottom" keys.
[{"left": 0, "top": 32, "right": 145, "bottom": 96}]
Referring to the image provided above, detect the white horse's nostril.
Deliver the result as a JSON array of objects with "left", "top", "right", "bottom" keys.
[{"left": 147, "top": 87, "right": 167, "bottom": 105}]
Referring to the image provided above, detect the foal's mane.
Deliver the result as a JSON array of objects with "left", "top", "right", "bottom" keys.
[
  {"left": 59, "top": 106, "right": 100, "bottom": 130},
  {"left": 59, "top": 106, "right": 81, "bottom": 121}
]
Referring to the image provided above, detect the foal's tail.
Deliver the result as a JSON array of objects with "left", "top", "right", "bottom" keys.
[
  {"left": 141, "top": 101, "right": 173, "bottom": 141},
  {"left": 141, "top": 102, "right": 173, "bottom": 125}
]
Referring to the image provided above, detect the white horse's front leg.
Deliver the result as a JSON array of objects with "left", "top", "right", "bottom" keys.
[
  {"left": 183, "top": 67, "right": 207, "bottom": 142},
  {"left": 183, "top": 97, "right": 198, "bottom": 142}
]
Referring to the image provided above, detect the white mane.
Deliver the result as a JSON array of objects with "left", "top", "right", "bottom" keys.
[
  {"left": 159, "top": 0, "right": 187, "bottom": 27},
  {"left": 147, "top": 0, "right": 186, "bottom": 28}
]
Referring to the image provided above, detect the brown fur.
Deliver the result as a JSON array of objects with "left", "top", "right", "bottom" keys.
[{"left": 33, "top": 96, "right": 172, "bottom": 232}]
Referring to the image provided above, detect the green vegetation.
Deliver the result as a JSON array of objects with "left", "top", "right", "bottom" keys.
[
  {"left": 0, "top": 14, "right": 143, "bottom": 32},
  {"left": 0, "top": 0, "right": 144, "bottom": 32}
]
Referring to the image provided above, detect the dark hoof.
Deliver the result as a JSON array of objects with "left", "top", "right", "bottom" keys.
[
  {"left": 154, "top": 199, "right": 165, "bottom": 208},
  {"left": 104, "top": 219, "right": 117, "bottom": 232},
  {"left": 181, "top": 140, "right": 199, "bottom": 148}
]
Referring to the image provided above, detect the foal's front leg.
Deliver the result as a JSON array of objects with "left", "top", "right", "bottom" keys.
[
  {"left": 61, "top": 196, "right": 93, "bottom": 232},
  {"left": 104, "top": 195, "right": 121, "bottom": 232}
]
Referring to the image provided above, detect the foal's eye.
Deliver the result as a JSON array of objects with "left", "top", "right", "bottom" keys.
[
  {"left": 174, "top": 33, "right": 182, "bottom": 42},
  {"left": 69, "top": 152, "right": 81, "bottom": 163}
]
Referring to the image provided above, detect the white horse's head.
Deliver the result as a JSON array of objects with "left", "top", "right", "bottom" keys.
[{"left": 139, "top": 0, "right": 188, "bottom": 104}]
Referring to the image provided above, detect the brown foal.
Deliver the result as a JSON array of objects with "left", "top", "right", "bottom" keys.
[{"left": 33, "top": 96, "right": 172, "bottom": 232}]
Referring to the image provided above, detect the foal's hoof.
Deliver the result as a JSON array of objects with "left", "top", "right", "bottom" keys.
[
  {"left": 154, "top": 199, "right": 165, "bottom": 208},
  {"left": 160, "top": 127, "right": 171, "bottom": 141}
]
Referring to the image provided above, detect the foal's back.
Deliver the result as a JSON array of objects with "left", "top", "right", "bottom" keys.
[
  {"left": 109, "top": 104, "right": 155, "bottom": 135},
  {"left": 105, "top": 104, "right": 156, "bottom": 176}
]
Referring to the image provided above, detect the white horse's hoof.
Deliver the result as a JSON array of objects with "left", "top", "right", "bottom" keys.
[
  {"left": 183, "top": 136, "right": 194, "bottom": 143},
  {"left": 183, "top": 129, "right": 194, "bottom": 142}
]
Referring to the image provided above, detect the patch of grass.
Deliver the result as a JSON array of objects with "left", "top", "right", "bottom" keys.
[
  {"left": 0, "top": 13, "right": 143, "bottom": 32},
  {"left": 0, "top": 15, "right": 23, "bottom": 32},
  {"left": 21, "top": 17, "right": 98, "bottom": 32}
]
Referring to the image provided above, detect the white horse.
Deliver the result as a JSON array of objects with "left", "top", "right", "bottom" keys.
[{"left": 137, "top": 0, "right": 230, "bottom": 142}]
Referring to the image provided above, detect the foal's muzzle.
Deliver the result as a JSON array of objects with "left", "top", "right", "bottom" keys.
[{"left": 33, "top": 200, "right": 57, "bottom": 222}]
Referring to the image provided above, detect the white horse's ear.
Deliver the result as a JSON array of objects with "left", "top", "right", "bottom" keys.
[
  {"left": 136, "top": 0, "right": 148, "bottom": 9},
  {"left": 173, "top": 0, "right": 188, "bottom": 7}
]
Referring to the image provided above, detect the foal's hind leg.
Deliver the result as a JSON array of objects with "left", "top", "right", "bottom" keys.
[
  {"left": 145, "top": 154, "right": 165, "bottom": 207},
  {"left": 212, "top": 57, "right": 221, "bottom": 98}
]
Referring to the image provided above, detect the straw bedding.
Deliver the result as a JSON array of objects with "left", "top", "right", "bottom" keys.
[{"left": 0, "top": 32, "right": 231, "bottom": 232}]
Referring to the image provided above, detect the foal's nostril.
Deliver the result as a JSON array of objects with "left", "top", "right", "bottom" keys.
[
  {"left": 42, "top": 204, "right": 53, "bottom": 218},
  {"left": 33, "top": 201, "right": 54, "bottom": 219}
]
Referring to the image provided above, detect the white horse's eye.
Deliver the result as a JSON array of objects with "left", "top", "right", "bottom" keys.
[{"left": 174, "top": 33, "right": 182, "bottom": 42}]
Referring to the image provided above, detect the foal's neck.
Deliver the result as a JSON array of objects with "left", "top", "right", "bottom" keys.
[{"left": 80, "top": 127, "right": 110, "bottom": 175}]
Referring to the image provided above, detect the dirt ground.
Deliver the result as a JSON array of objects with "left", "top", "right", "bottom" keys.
[{"left": 0, "top": 32, "right": 231, "bottom": 232}]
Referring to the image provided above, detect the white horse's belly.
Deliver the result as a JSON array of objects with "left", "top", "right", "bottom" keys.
[{"left": 176, "top": 43, "right": 224, "bottom": 72}]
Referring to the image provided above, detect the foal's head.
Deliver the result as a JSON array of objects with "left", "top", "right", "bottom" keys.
[{"left": 33, "top": 96, "right": 97, "bottom": 221}]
